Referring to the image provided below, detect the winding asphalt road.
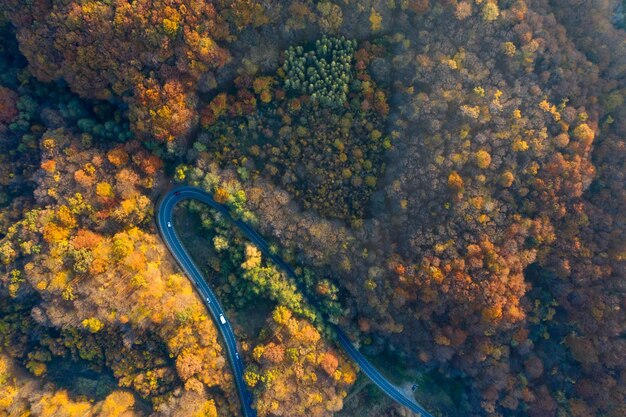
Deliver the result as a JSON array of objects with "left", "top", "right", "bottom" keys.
[{"left": 156, "top": 185, "right": 433, "bottom": 417}]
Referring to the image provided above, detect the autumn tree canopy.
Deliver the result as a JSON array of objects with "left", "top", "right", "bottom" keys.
[{"left": 0, "top": 1, "right": 624, "bottom": 417}]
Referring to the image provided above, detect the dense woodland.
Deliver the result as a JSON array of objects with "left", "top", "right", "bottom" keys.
[{"left": 0, "top": 1, "right": 624, "bottom": 417}]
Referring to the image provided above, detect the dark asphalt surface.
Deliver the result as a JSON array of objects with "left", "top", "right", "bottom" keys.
[{"left": 156, "top": 185, "right": 434, "bottom": 417}]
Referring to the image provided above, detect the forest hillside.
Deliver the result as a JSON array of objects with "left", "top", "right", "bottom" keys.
[{"left": 0, "top": 1, "right": 624, "bottom": 416}]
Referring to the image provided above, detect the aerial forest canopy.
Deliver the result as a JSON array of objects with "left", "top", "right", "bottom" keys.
[{"left": 0, "top": 1, "right": 625, "bottom": 417}]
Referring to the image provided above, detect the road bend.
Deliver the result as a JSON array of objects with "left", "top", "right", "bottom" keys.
[{"left": 156, "top": 185, "right": 434, "bottom": 417}]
